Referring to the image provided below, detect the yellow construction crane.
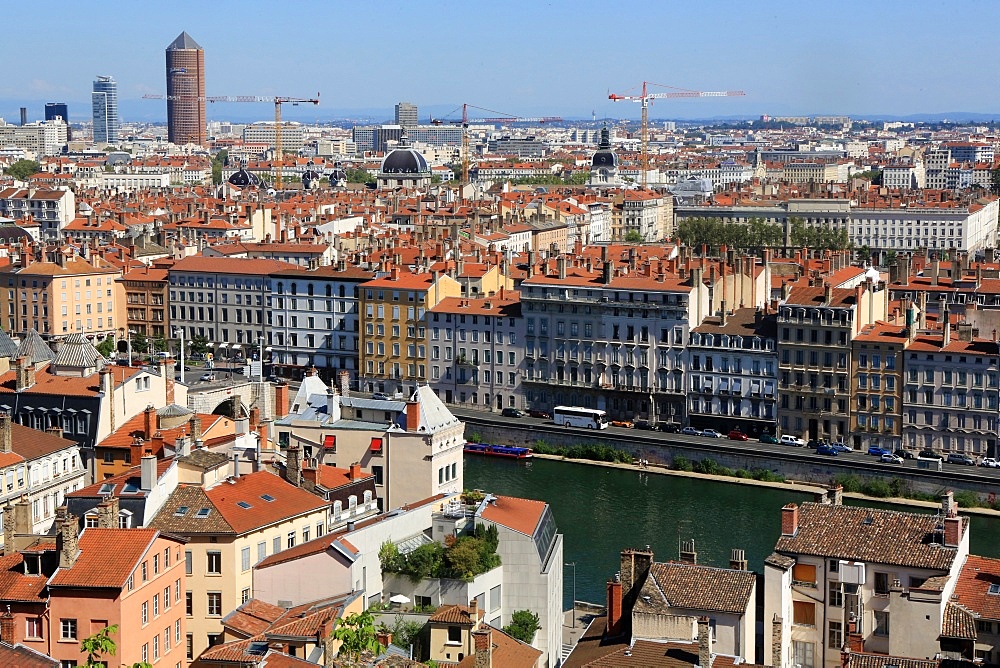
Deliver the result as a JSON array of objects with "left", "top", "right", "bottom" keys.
[
  {"left": 143, "top": 92, "right": 320, "bottom": 189},
  {"left": 608, "top": 82, "right": 744, "bottom": 187}
]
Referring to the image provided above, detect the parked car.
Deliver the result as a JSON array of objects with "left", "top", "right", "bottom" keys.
[
  {"left": 880, "top": 453, "right": 905, "bottom": 464},
  {"left": 727, "top": 430, "right": 749, "bottom": 441},
  {"left": 867, "top": 446, "right": 892, "bottom": 457},
  {"left": 807, "top": 439, "right": 828, "bottom": 449},
  {"left": 701, "top": 429, "right": 723, "bottom": 438},
  {"left": 501, "top": 408, "right": 525, "bottom": 418},
  {"left": 372, "top": 392, "right": 391, "bottom": 400},
  {"left": 816, "top": 444, "right": 839, "bottom": 456},
  {"left": 779, "top": 435, "right": 805, "bottom": 447},
  {"left": 633, "top": 419, "right": 658, "bottom": 431},
  {"left": 610, "top": 420, "right": 633, "bottom": 428},
  {"left": 658, "top": 423, "right": 680, "bottom": 433},
  {"left": 894, "top": 449, "right": 917, "bottom": 460},
  {"left": 681, "top": 427, "right": 703, "bottom": 436},
  {"left": 947, "top": 453, "right": 976, "bottom": 466},
  {"left": 199, "top": 373, "right": 216, "bottom": 382},
  {"left": 527, "top": 409, "right": 551, "bottom": 419},
  {"left": 980, "top": 457, "right": 1000, "bottom": 468},
  {"left": 918, "top": 449, "right": 944, "bottom": 460},
  {"left": 759, "top": 434, "right": 779, "bottom": 444},
  {"left": 830, "top": 442, "right": 853, "bottom": 453}
]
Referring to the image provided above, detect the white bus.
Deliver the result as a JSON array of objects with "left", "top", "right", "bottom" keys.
[{"left": 553, "top": 406, "right": 609, "bottom": 429}]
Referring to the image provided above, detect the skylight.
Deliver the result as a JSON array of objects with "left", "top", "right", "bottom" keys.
[
  {"left": 260, "top": 494, "right": 275, "bottom": 502},
  {"left": 989, "top": 583, "right": 1000, "bottom": 595},
  {"left": 237, "top": 501, "right": 252, "bottom": 509},
  {"left": 174, "top": 506, "right": 190, "bottom": 517},
  {"left": 195, "top": 508, "right": 212, "bottom": 518},
  {"left": 122, "top": 483, "right": 139, "bottom": 494},
  {"left": 98, "top": 483, "right": 115, "bottom": 495}
]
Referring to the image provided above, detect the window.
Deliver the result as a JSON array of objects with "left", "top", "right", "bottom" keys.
[
  {"left": 828, "top": 582, "right": 843, "bottom": 607},
  {"left": 241, "top": 546, "right": 251, "bottom": 572},
  {"left": 153, "top": 593, "right": 159, "bottom": 617},
  {"left": 186, "top": 591, "right": 192, "bottom": 616},
  {"left": 792, "top": 641, "right": 814, "bottom": 668},
  {"left": 185, "top": 550, "right": 192, "bottom": 575},
  {"left": 792, "top": 563, "right": 817, "bottom": 585},
  {"left": 207, "top": 592, "right": 222, "bottom": 616},
  {"left": 187, "top": 634, "right": 194, "bottom": 661},
  {"left": 874, "top": 610, "right": 890, "bottom": 636},
  {"left": 164, "top": 587, "right": 171, "bottom": 609},
  {"left": 828, "top": 559, "right": 839, "bottom": 574},
  {"left": 207, "top": 551, "right": 222, "bottom": 575},
  {"left": 829, "top": 621, "right": 843, "bottom": 652},
  {"left": 874, "top": 571, "right": 890, "bottom": 596},
  {"left": 142, "top": 601, "right": 148, "bottom": 625},
  {"left": 26, "top": 617, "right": 42, "bottom": 639},
  {"left": 141, "top": 560, "right": 148, "bottom": 581},
  {"left": 242, "top": 587, "right": 251, "bottom": 604},
  {"left": 793, "top": 601, "right": 815, "bottom": 626},
  {"left": 257, "top": 541, "right": 266, "bottom": 564},
  {"left": 447, "top": 625, "right": 462, "bottom": 643},
  {"left": 288, "top": 532, "right": 296, "bottom": 549}
]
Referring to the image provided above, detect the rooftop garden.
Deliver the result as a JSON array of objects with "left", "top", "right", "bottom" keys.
[{"left": 379, "top": 523, "right": 501, "bottom": 582}]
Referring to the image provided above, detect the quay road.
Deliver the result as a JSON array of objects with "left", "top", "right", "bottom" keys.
[{"left": 451, "top": 408, "right": 1000, "bottom": 492}]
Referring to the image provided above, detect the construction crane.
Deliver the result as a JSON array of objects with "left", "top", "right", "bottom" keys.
[
  {"left": 608, "top": 82, "right": 745, "bottom": 187},
  {"left": 430, "top": 103, "right": 562, "bottom": 188},
  {"left": 142, "top": 93, "right": 320, "bottom": 189}
]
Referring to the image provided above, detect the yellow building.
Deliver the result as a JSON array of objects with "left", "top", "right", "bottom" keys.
[
  {"left": 359, "top": 267, "right": 461, "bottom": 396},
  {"left": 0, "top": 247, "right": 125, "bottom": 341},
  {"left": 148, "top": 469, "right": 329, "bottom": 660}
]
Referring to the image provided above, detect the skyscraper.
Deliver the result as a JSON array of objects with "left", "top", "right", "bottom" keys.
[
  {"left": 165, "top": 31, "right": 206, "bottom": 146},
  {"left": 44, "top": 103, "right": 68, "bottom": 122},
  {"left": 91, "top": 75, "right": 118, "bottom": 144},
  {"left": 394, "top": 102, "right": 418, "bottom": 128}
]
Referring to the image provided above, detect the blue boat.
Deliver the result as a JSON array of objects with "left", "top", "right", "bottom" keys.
[{"left": 463, "top": 443, "right": 533, "bottom": 460}]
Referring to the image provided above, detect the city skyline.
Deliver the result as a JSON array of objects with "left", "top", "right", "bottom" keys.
[{"left": 4, "top": 1, "right": 1000, "bottom": 124}]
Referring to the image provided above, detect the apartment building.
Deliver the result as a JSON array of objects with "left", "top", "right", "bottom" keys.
[
  {"left": 777, "top": 281, "right": 888, "bottom": 441},
  {"left": 122, "top": 265, "right": 169, "bottom": 340},
  {"left": 268, "top": 263, "right": 374, "bottom": 382},
  {"left": 611, "top": 190, "right": 672, "bottom": 241},
  {"left": 0, "top": 248, "right": 124, "bottom": 340},
  {"left": 168, "top": 256, "right": 299, "bottom": 346},
  {"left": 950, "top": 555, "right": 1000, "bottom": 662},
  {"left": 358, "top": 268, "right": 462, "bottom": 397},
  {"left": 0, "top": 119, "right": 68, "bottom": 156},
  {"left": 764, "top": 493, "right": 969, "bottom": 668},
  {"left": 427, "top": 290, "right": 525, "bottom": 409},
  {"left": 687, "top": 306, "right": 778, "bottom": 435},
  {"left": 850, "top": 322, "right": 907, "bottom": 451},
  {"left": 242, "top": 122, "right": 305, "bottom": 151},
  {"left": 149, "top": 470, "right": 329, "bottom": 660},
  {"left": 902, "top": 326, "right": 999, "bottom": 457}
]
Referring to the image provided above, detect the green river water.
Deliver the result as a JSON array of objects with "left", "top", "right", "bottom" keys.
[{"left": 464, "top": 456, "right": 1000, "bottom": 610}]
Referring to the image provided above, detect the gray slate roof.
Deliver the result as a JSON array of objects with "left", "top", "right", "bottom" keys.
[
  {"left": 167, "top": 31, "right": 202, "bottom": 50},
  {"left": 15, "top": 330, "right": 55, "bottom": 365},
  {"left": 158, "top": 403, "right": 194, "bottom": 418},
  {"left": 0, "top": 329, "right": 18, "bottom": 358},
  {"left": 52, "top": 333, "right": 105, "bottom": 370}
]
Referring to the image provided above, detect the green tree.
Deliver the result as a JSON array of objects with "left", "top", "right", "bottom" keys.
[
  {"left": 151, "top": 337, "right": 168, "bottom": 353},
  {"left": 5, "top": 159, "right": 40, "bottom": 181},
  {"left": 345, "top": 168, "right": 375, "bottom": 185},
  {"left": 211, "top": 149, "right": 229, "bottom": 185},
  {"left": 623, "top": 230, "right": 644, "bottom": 243},
  {"left": 503, "top": 609, "right": 540, "bottom": 644},
  {"left": 96, "top": 337, "right": 115, "bottom": 358},
  {"left": 81, "top": 624, "right": 153, "bottom": 668},
  {"left": 131, "top": 331, "right": 149, "bottom": 357},
  {"left": 379, "top": 541, "right": 401, "bottom": 572},
  {"left": 333, "top": 610, "right": 384, "bottom": 663},
  {"left": 991, "top": 166, "right": 1000, "bottom": 195},
  {"left": 189, "top": 334, "right": 210, "bottom": 356},
  {"left": 445, "top": 538, "right": 484, "bottom": 581}
]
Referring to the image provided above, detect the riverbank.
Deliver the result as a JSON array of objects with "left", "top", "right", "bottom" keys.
[{"left": 530, "top": 452, "right": 1000, "bottom": 517}]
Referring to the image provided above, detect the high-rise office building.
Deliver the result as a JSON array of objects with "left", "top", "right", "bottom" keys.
[
  {"left": 165, "top": 31, "right": 206, "bottom": 146},
  {"left": 44, "top": 103, "right": 68, "bottom": 122},
  {"left": 395, "top": 102, "right": 418, "bottom": 128},
  {"left": 91, "top": 75, "right": 119, "bottom": 144}
]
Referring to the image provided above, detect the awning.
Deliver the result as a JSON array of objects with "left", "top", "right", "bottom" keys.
[
  {"left": 732, "top": 379, "right": 742, "bottom": 394},
  {"left": 719, "top": 378, "right": 730, "bottom": 392},
  {"left": 232, "top": 344, "right": 242, "bottom": 350},
  {"left": 370, "top": 437, "right": 383, "bottom": 453},
  {"left": 218, "top": 343, "right": 229, "bottom": 349},
  {"left": 323, "top": 435, "right": 336, "bottom": 450}
]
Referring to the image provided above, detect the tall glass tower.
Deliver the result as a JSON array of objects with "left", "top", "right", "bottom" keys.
[{"left": 92, "top": 75, "right": 119, "bottom": 143}]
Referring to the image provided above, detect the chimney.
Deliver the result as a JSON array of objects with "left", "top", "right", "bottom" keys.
[
  {"left": 14, "top": 357, "right": 36, "bottom": 392},
  {"left": 679, "top": 539, "right": 698, "bottom": 565},
  {"left": 473, "top": 627, "right": 493, "bottom": 668},
  {"left": 557, "top": 256, "right": 567, "bottom": 280},
  {"left": 941, "top": 490, "right": 957, "bottom": 518},
  {"left": 771, "top": 615, "right": 783, "bottom": 668},
  {"left": 828, "top": 485, "right": 843, "bottom": 506},
  {"left": 944, "top": 516, "right": 964, "bottom": 548},
  {"left": 56, "top": 506, "right": 79, "bottom": 569},
  {"left": 958, "top": 321, "right": 974, "bottom": 342},
  {"left": 602, "top": 259, "right": 615, "bottom": 285},
  {"left": 274, "top": 382, "right": 290, "bottom": 418},
  {"left": 698, "top": 616, "right": 713, "bottom": 668},
  {"left": 729, "top": 548, "right": 748, "bottom": 571},
  {"left": 350, "top": 462, "right": 363, "bottom": 480},
  {"left": 781, "top": 503, "right": 799, "bottom": 536},
  {"left": 96, "top": 495, "right": 120, "bottom": 529},
  {"left": 719, "top": 301, "right": 728, "bottom": 327},
  {"left": 620, "top": 547, "right": 653, "bottom": 617},
  {"left": 900, "top": 254, "right": 911, "bottom": 286},
  {"left": 326, "top": 387, "right": 341, "bottom": 422},
  {"left": 406, "top": 399, "right": 420, "bottom": 432},
  {"left": 824, "top": 282, "right": 833, "bottom": 305},
  {"left": 140, "top": 448, "right": 156, "bottom": 492},
  {"left": 0, "top": 608, "right": 12, "bottom": 644},
  {"left": 258, "top": 419, "right": 272, "bottom": 453},
  {"left": 931, "top": 259, "right": 940, "bottom": 285},
  {"left": 285, "top": 445, "right": 302, "bottom": 487},
  {"left": 338, "top": 370, "right": 351, "bottom": 398},
  {"left": 175, "top": 435, "right": 190, "bottom": 458},
  {"left": 0, "top": 413, "right": 10, "bottom": 454},
  {"left": 143, "top": 404, "right": 156, "bottom": 440},
  {"left": 606, "top": 576, "right": 624, "bottom": 636},
  {"left": 189, "top": 415, "right": 202, "bottom": 444},
  {"left": 376, "top": 630, "right": 393, "bottom": 651}
]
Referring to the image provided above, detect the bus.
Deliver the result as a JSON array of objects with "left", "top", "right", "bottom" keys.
[{"left": 553, "top": 406, "right": 609, "bottom": 429}]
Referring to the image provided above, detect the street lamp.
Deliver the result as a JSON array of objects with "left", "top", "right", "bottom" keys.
[
  {"left": 173, "top": 327, "right": 185, "bottom": 384},
  {"left": 565, "top": 561, "right": 577, "bottom": 629}
]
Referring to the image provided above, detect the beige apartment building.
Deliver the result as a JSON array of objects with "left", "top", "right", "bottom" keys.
[
  {"left": 850, "top": 322, "right": 908, "bottom": 451},
  {"left": 149, "top": 469, "right": 329, "bottom": 660},
  {"left": 0, "top": 248, "right": 125, "bottom": 341}
]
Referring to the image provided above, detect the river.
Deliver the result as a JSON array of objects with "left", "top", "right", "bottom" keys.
[{"left": 464, "top": 456, "right": 1000, "bottom": 610}]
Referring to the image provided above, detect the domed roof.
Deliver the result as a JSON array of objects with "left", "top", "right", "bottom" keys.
[
  {"left": 52, "top": 333, "right": 105, "bottom": 371},
  {"left": 227, "top": 167, "right": 263, "bottom": 188},
  {"left": 301, "top": 169, "right": 322, "bottom": 181},
  {"left": 380, "top": 133, "right": 429, "bottom": 175},
  {"left": 591, "top": 127, "right": 618, "bottom": 168}
]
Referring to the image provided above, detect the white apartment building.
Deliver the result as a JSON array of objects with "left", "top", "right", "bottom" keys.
[
  {"left": 881, "top": 161, "right": 926, "bottom": 190},
  {"left": 242, "top": 122, "right": 305, "bottom": 151},
  {"left": 0, "top": 187, "right": 76, "bottom": 238},
  {"left": 0, "top": 119, "right": 68, "bottom": 156}
]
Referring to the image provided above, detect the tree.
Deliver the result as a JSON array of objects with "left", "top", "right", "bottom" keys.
[
  {"left": 131, "top": 331, "right": 149, "bottom": 357},
  {"left": 5, "top": 159, "right": 40, "bottom": 181},
  {"left": 96, "top": 337, "right": 115, "bottom": 358},
  {"left": 151, "top": 337, "right": 168, "bottom": 353},
  {"left": 211, "top": 149, "right": 228, "bottom": 185},
  {"left": 623, "top": 230, "right": 644, "bottom": 243},
  {"left": 81, "top": 624, "right": 153, "bottom": 668},
  {"left": 345, "top": 168, "right": 375, "bottom": 185},
  {"left": 445, "top": 538, "right": 484, "bottom": 581},
  {"left": 189, "top": 334, "right": 210, "bottom": 356},
  {"left": 503, "top": 609, "right": 540, "bottom": 644},
  {"left": 991, "top": 166, "right": 1000, "bottom": 195},
  {"left": 333, "top": 610, "right": 384, "bottom": 663}
]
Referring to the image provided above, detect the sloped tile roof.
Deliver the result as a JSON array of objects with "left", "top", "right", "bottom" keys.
[
  {"left": 148, "top": 484, "right": 235, "bottom": 534},
  {"left": 223, "top": 598, "right": 287, "bottom": 637},
  {"left": 48, "top": 528, "right": 160, "bottom": 589},
  {"left": 456, "top": 628, "right": 542, "bottom": 668},
  {"left": 941, "top": 602, "right": 977, "bottom": 640},
  {"left": 205, "top": 471, "right": 328, "bottom": 535},
  {"left": 0, "top": 552, "right": 49, "bottom": 602},
  {"left": 774, "top": 503, "right": 967, "bottom": 571},
  {"left": 0, "top": 643, "right": 58, "bottom": 668},
  {"left": 480, "top": 495, "right": 546, "bottom": 536},
  {"left": 637, "top": 562, "right": 756, "bottom": 615},
  {"left": 845, "top": 653, "right": 939, "bottom": 668},
  {"left": 428, "top": 604, "right": 481, "bottom": 625},
  {"left": 10, "top": 422, "right": 75, "bottom": 461},
  {"left": 953, "top": 554, "right": 1000, "bottom": 620}
]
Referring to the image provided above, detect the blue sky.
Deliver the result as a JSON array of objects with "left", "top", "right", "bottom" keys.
[{"left": 3, "top": 0, "right": 1000, "bottom": 123}]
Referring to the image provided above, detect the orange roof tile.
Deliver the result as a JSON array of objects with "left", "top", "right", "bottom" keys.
[
  {"left": 480, "top": 495, "right": 546, "bottom": 536},
  {"left": 48, "top": 528, "right": 162, "bottom": 589},
  {"left": 205, "top": 471, "right": 328, "bottom": 534}
]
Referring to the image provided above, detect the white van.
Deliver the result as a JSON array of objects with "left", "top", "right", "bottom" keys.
[{"left": 779, "top": 435, "right": 805, "bottom": 447}]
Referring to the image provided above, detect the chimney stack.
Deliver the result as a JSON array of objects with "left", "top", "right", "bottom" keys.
[
  {"left": 944, "top": 515, "right": 963, "bottom": 548},
  {"left": 781, "top": 503, "right": 799, "bottom": 536},
  {"left": 828, "top": 485, "right": 843, "bottom": 506},
  {"left": 96, "top": 495, "right": 120, "bottom": 529},
  {"left": 679, "top": 539, "right": 698, "bottom": 565},
  {"left": 0, "top": 608, "right": 13, "bottom": 644},
  {"left": 0, "top": 413, "right": 11, "bottom": 454},
  {"left": 56, "top": 506, "right": 79, "bottom": 569},
  {"left": 326, "top": 387, "right": 342, "bottom": 422},
  {"left": 406, "top": 399, "right": 420, "bottom": 432},
  {"left": 729, "top": 548, "right": 748, "bottom": 571},
  {"left": 606, "top": 575, "right": 623, "bottom": 637},
  {"left": 350, "top": 462, "right": 363, "bottom": 480},
  {"left": 473, "top": 627, "right": 494, "bottom": 668},
  {"left": 140, "top": 448, "right": 156, "bottom": 492},
  {"left": 285, "top": 445, "right": 302, "bottom": 487},
  {"left": 143, "top": 404, "right": 156, "bottom": 440},
  {"left": 274, "top": 382, "right": 290, "bottom": 418},
  {"left": 697, "top": 616, "right": 713, "bottom": 668},
  {"left": 189, "top": 414, "right": 202, "bottom": 444}
]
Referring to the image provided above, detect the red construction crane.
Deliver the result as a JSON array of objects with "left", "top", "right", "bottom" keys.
[
  {"left": 142, "top": 93, "right": 320, "bottom": 189},
  {"left": 608, "top": 82, "right": 745, "bottom": 187},
  {"left": 430, "top": 104, "right": 563, "bottom": 186}
]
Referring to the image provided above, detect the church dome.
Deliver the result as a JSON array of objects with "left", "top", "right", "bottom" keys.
[
  {"left": 591, "top": 126, "right": 618, "bottom": 168},
  {"left": 227, "top": 167, "right": 263, "bottom": 188},
  {"left": 380, "top": 133, "right": 429, "bottom": 174}
]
